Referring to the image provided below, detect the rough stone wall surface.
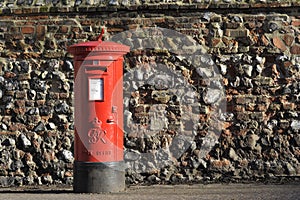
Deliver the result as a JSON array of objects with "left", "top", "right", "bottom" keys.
[
  {"left": 0, "top": 2, "right": 300, "bottom": 186},
  {"left": 0, "top": 0, "right": 299, "bottom": 13}
]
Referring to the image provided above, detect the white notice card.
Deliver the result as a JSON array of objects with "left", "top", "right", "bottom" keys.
[{"left": 89, "top": 78, "right": 104, "bottom": 101}]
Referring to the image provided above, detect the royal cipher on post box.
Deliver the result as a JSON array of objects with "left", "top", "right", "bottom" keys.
[{"left": 68, "top": 33, "right": 130, "bottom": 193}]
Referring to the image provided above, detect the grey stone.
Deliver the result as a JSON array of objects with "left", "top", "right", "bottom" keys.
[
  {"left": 268, "top": 22, "right": 279, "bottom": 32},
  {"left": 279, "top": 120, "right": 290, "bottom": 129},
  {"left": 0, "top": 123, "right": 8, "bottom": 131},
  {"left": 200, "top": 54, "right": 217, "bottom": 68},
  {"left": 276, "top": 55, "right": 288, "bottom": 62},
  {"left": 246, "top": 132, "right": 259, "bottom": 150},
  {"left": 39, "top": 105, "right": 52, "bottom": 116},
  {"left": 17, "top": 0, "right": 25, "bottom": 5},
  {"left": 14, "top": 115, "right": 27, "bottom": 124},
  {"left": 35, "top": 0, "right": 44, "bottom": 5},
  {"left": 31, "top": 79, "right": 47, "bottom": 91},
  {"left": 219, "top": 64, "right": 227, "bottom": 75},
  {"left": 23, "top": 175, "right": 35, "bottom": 185},
  {"left": 243, "top": 54, "right": 253, "bottom": 64},
  {"left": 272, "top": 135, "right": 281, "bottom": 149},
  {"left": 190, "top": 157, "right": 200, "bottom": 169},
  {"left": 147, "top": 174, "right": 160, "bottom": 183},
  {"left": 149, "top": 113, "right": 168, "bottom": 131},
  {"left": 267, "top": 119, "right": 278, "bottom": 130},
  {"left": 170, "top": 173, "right": 185, "bottom": 183},
  {"left": 256, "top": 65, "right": 263, "bottom": 75},
  {"left": 47, "top": 122, "right": 56, "bottom": 130},
  {"left": 26, "top": 0, "right": 33, "bottom": 5},
  {"left": 124, "top": 110, "right": 133, "bottom": 129},
  {"left": 219, "top": 112, "right": 234, "bottom": 121},
  {"left": 34, "top": 122, "right": 46, "bottom": 132},
  {"left": 75, "top": 0, "right": 82, "bottom": 5},
  {"left": 62, "top": 81, "right": 70, "bottom": 91},
  {"left": 61, "top": 150, "right": 73, "bottom": 163},
  {"left": 48, "top": 59, "right": 60, "bottom": 71},
  {"left": 125, "top": 150, "right": 141, "bottom": 161},
  {"left": 0, "top": 76, "right": 4, "bottom": 83},
  {"left": 2, "top": 138, "right": 15, "bottom": 146},
  {"left": 64, "top": 60, "right": 74, "bottom": 71},
  {"left": 52, "top": 71, "right": 66, "bottom": 81},
  {"left": 203, "top": 88, "right": 222, "bottom": 104},
  {"left": 293, "top": 134, "right": 300, "bottom": 146},
  {"left": 0, "top": 177, "right": 15, "bottom": 187},
  {"left": 231, "top": 54, "right": 243, "bottom": 63},
  {"left": 170, "top": 136, "right": 191, "bottom": 159},
  {"left": 211, "top": 23, "right": 224, "bottom": 37},
  {"left": 243, "top": 65, "right": 253, "bottom": 77},
  {"left": 134, "top": 69, "right": 145, "bottom": 81},
  {"left": 19, "top": 61, "right": 30, "bottom": 73},
  {"left": 19, "top": 134, "right": 31, "bottom": 148},
  {"left": 230, "top": 76, "right": 240, "bottom": 87},
  {"left": 147, "top": 73, "right": 174, "bottom": 90},
  {"left": 52, "top": 114, "right": 68, "bottom": 124},
  {"left": 285, "top": 162, "right": 296, "bottom": 175},
  {"left": 121, "top": 0, "right": 129, "bottom": 5},
  {"left": 62, "top": 137, "right": 72, "bottom": 149},
  {"left": 19, "top": 81, "right": 30, "bottom": 90},
  {"left": 229, "top": 148, "right": 239, "bottom": 161},
  {"left": 109, "top": 0, "right": 119, "bottom": 5},
  {"left": 287, "top": 111, "right": 298, "bottom": 118},
  {"left": 40, "top": 71, "right": 48, "bottom": 79},
  {"left": 199, "top": 158, "right": 208, "bottom": 169},
  {"left": 64, "top": 177, "right": 73, "bottom": 185},
  {"left": 182, "top": 90, "right": 198, "bottom": 104},
  {"left": 42, "top": 174, "right": 53, "bottom": 184},
  {"left": 27, "top": 108, "right": 39, "bottom": 115},
  {"left": 27, "top": 90, "right": 36, "bottom": 100},
  {"left": 11, "top": 160, "right": 24, "bottom": 170},
  {"left": 283, "top": 86, "right": 292, "bottom": 94},
  {"left": 243, "top": 77, "right": 253, "bottom": 88},
  {"left": 291, "top": 120, "right": 300, "bottom": 131},
  {"left": 0, "top": 150, "right": 12, "bottom": 164},
  {"left": 5, "top": 81, "right": 17, "bottom": 91},
  {"left": 261, "top": 135, "right": 271, "bottom": 146},
  {"left": 196, "top": 67, "right": 213, "bottom": 78},
  {"left": 55, "top": 102, "right": 69, "bottom": 114},
  {"left": 36, "top": 177, "right": 43, "bottom": 185},
  {"left": 211, "top": 79, "right": 224, "bottom": 90},
  {"left": 2, "top": 96, "right": 13, "bottom": 104}
]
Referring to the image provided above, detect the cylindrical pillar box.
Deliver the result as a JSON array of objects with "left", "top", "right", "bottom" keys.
[{"left": 68, "top": 35, "right": 130, "bottom": 193}]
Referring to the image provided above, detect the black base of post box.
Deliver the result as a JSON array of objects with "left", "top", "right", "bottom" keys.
[{"left": 73, "top": 161, "right": 125, "bottom": 193}]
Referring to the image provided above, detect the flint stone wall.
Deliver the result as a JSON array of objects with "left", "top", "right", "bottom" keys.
[{"left": 0, "top": 1, "right": 300, "bottom": 186}]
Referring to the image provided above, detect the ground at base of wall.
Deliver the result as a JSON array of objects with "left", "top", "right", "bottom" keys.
[{"left": 0, "top": 183, "right": 300, "bottom": 200}]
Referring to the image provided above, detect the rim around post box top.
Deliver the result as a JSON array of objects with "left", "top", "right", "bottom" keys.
[{"left": 68, "top": 40, "right": 130, "bottom": 56}]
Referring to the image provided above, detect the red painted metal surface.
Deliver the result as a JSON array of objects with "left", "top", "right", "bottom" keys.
[{"left": 68, "top": 35, "right": 130, "bottom": 162}]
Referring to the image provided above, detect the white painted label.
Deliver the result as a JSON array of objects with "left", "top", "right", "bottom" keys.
[{"left": 89, "top": 78, "right": 104, "bottom": 101}]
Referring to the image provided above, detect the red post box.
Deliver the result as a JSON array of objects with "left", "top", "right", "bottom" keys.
[{"left": 68, "top": 33, "right": 130, "bottom": 193}]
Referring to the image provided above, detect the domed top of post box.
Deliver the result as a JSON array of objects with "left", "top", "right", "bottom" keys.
[{"left": 68, "top": 31, "right": 130, "bottom": 56}]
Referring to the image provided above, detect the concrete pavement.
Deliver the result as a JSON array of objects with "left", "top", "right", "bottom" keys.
[{"left": 0, "top": 183, "right": 299, "bottom": 200}]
